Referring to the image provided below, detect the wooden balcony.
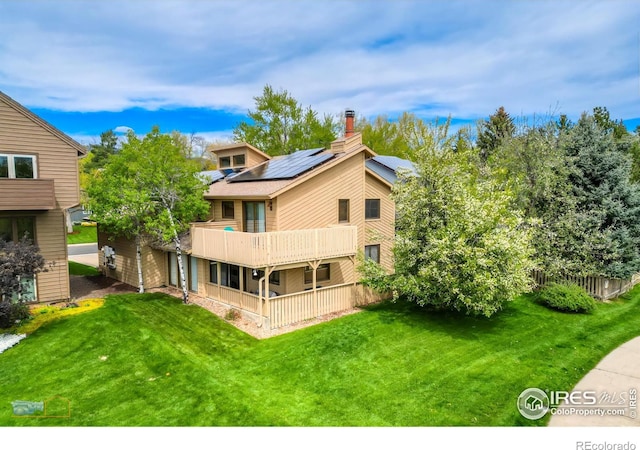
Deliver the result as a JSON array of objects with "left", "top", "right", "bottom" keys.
[
  {"left": 191, "top": 225, "right": 358, "bottom": 268},
  {"left": 0, "top": 179, "right": 55, "bottom": 210}
]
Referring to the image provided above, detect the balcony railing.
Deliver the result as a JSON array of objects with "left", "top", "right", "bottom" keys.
[
  {"left": 191, "top": 225, "right": 358, "bottom": 268},
  {"left": 0, "top": 179, "right": 55, "bottom": 210}
]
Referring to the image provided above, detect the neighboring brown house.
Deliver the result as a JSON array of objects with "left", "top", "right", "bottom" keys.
[
  {"left": 99, "top": 112, "right": 414, "bottom": 329},
  {"left": 0, "top": 91, "right": 86, "bottom": 302}
]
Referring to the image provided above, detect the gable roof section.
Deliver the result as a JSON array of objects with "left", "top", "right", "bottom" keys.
[
  {"left": 0, "top": 91, "right": 87, "bottom": 156},
  {"left": 205, "top": 143, "right": 376, "bottom": 199}
]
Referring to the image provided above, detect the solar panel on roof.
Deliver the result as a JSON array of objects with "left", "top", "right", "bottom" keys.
[
  {"left": 372, "top": 156, "right": 416, "bottom": 174},
  {"left": 199, "top": 170, "right": 225, "bottom": 184},
  {"left": 229, "top": 150, "right": 333, "bottom": 182}
]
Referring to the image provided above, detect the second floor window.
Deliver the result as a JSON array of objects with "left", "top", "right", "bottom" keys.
[
  {"left": 0, "top": 154, "right": 37, "bottom": 179},
  {"left": 338, "top": 199, "right": 350, "bottom": 223},
  {"left": 365, "top": 199, "right": 381, "bottom": 220}
]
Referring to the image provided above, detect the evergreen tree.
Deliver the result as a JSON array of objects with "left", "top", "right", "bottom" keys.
[
  {"left": 477, "top": 106, "right": 516, "bottom": 163},
  {"left": 562, "top": 115, "right": 640, "bottom": 278}
]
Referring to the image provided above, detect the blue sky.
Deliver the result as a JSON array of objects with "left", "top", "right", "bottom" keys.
[{"left": 1, "top": 0, "right": 639, "bottom": 146}]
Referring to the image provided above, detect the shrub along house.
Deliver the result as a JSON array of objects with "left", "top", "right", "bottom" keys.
[
  {"left": 0, "top": 91, "right": 86, "bottom": 302},
  {"left": 98, "top": 112, "right": 414, "bottom": 329}
]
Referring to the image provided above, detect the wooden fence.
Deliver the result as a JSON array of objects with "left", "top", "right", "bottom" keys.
[{"left": 532, "top": 270, "right": 640, "bottom": 301}]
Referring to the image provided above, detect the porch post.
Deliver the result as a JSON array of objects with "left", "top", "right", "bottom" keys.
[{"left": 308, "top": 261, "right": 320, "bottom": 318}]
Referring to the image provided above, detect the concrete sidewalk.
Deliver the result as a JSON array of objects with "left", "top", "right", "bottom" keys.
[
  {"left": 548, "top": 336, "right": 640, "bottom": 426},
  {"left": 68, "top": 253, "right": 99, "bottom": 268}
]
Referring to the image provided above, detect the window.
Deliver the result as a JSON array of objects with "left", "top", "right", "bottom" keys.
[
  {"left": 220, "top": 263, "right": 240, "bottom": 289},
  {"left": 0, "top": 217, "right": 35, "bottom": 243},
  {"left": 209, "top": 261, "right": 218, "bottom": 284},
  {"left": 222, "top": 201, "right": 235, "bottom": 219},
  {"left": 364, "top": 245, "right": 380, "bottom": 263},
  {"left": 252, "top": 269, "right": 280, "bottom": 285},
  {"left": 0, "top": 154, "right": 36, "bottom": 179},
  {"left": 365, "top": 199, "right": 381, "bottom": 220},
  {"left": 219, "top": 156, "right": 231, "bottom": 168},
  {"left": 233, "top": 154, "right": 246, "bottom": 166},
  {"left": 304, "top": 264, "right": 330, "bottom": 284},
  {"left": 338, "top": 199, "right": 350, "bottom": 223}
]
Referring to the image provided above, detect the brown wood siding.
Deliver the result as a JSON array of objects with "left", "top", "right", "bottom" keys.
[
  {"left": 35, "top": 209, "right": 69, "bottom": 301},
  {"left": 0, "top": 100, "right": 80, "bottom": 209},
  {"left": 97, "top": 231, "right": 166, "bottom": 289},
  {"left": 365, "top": 173, "right": 395, "bottom": 272},
  {"left": 0, "top": 179, "right": 56, "bottom": 210}
]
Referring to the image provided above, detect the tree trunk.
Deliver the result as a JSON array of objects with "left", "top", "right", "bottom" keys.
[
  {"left": 167, "top": 209, "right": 189, "bottom": 303},
  {"left": 135, "top": 234, "right": 144, "bottom": 293}
]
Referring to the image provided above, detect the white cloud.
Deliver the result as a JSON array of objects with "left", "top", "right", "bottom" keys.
[{"left": 0, "top": 0, "right": 639, "bottom": 122}]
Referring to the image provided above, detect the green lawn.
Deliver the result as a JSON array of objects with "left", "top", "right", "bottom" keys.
[
  {"left": 68, "top": 261, "right": 101, "bottom": 276},
  {"left": 1, "top": 287, "right": 639, "bottom": 426},
  {"left": 66, "top": 225, "right": 97, "bottom": 245}
]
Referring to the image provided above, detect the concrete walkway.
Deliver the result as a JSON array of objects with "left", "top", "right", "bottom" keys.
[
  {"left": 548, "top": 336, "right": 640, "bottom": 426},
  {"left": 68, "top": 243, "right": 99, "bottom": 268}
]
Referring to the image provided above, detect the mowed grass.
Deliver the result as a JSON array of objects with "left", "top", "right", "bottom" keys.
[
  {"left": 1, "top": 287, "right": 640, "bottom": 426},
  {"left": 68, "top": 261, "right": 101, "bottom": 276},
  {"left": 66, "top": 225, "right": 97, "bottom": 245}
]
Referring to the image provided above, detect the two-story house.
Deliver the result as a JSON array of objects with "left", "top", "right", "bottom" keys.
[
  {"left": 0, "top": 91, "right": 86, "bottom": 302},
  {"left": 98, "top": 112, "right": 414, "bottom": 329}
]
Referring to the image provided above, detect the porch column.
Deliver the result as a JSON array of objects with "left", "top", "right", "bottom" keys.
[{"left": 308, "top": 261, "right": 320, "bottom": 318}]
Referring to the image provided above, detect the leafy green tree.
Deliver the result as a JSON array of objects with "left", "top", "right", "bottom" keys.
[
  {"left": 86, "top": 143, "right": 153, "bottom": 293},
  {"left": 233, "top": 85, "right": 338, "bottom": 155},
  {"left": 477, "top": 106, "right": 516, "bottom": 163},
  {"left": 132, "top": 127, "right": 210, "bottom": 303},
  {"left": 88, "top": 127, "right": 210, "bottom": 301},
  {"left": 357, "top": 112, "right": 464, "bottom": 159},
  {"left": 359, "top": 123, "right": 534, "bottom": 318}
]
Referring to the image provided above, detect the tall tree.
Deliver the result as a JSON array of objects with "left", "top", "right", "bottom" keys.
[
  {"left": 357, "top": 112, "right": 463, "bottom": 159},
  {"left": 84, "top": 129, "right": 119, "bottom": 172},
  {"left": 359, "top": 122, "right": 534, "bottom": 317},
  {"left": 562, "top": 114, "right": 640, "bottom": 278},
  {"left": 477, "top": 106, "right": 516, "bottom": 163},
  {"left": 86, "top": 141, "right": 154, "bottom": 293},
  {"left": 233, "top": 84, "right": 338, "bottom": 155},
  {"left": 133, "top": 127, "right": 210, "bottom": 303}
]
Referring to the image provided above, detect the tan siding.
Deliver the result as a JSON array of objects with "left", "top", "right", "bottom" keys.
[
  {"left": 36, "top": 262, "right": 70, "bottom": 302},
  {"left": 0, "top": 205, "right": 69, "bottom": 302},
  {"left": 285, "top": 261, "right": 354, "bottom": 294},
  {"left": 277, "top": 152, "right": 366, "bottom": 248},
  {"left": 97, "top": 231, "right": 165, "bottom": 289},
  {"left": 265, "top": 197, "right": 277, "bottom": 232},
  {"left": 0, "top": 101, "right": 80, "bottom": 209},
  {"left": 365, "top": 173, "right": 395, "bottom": 272},
  {"left": 210, "top": 199, "right": 242, "bottom": 230}
]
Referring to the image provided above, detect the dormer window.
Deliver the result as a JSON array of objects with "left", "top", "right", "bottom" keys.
[
  {"left": 233, "top": 154, "right": 245, "bottom": 166},
  {"left": 219, "top": 156, "right": 231, "bottom": 168},
  {"left": 0, "top": 154, "right": 37, "bottom": 179}
]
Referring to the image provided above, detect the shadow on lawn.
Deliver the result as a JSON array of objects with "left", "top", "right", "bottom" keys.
[{"left": 362, "top": 296, "right": 523, "bottom": 339}]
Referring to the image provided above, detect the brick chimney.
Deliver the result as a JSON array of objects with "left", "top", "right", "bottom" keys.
[{"left": 345, "top": 109, "right": 355, "bottom": 137}]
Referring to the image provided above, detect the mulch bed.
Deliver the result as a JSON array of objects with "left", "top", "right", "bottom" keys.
[{"left": 69, "top": 275, "right": 137, "bottom": 300}]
